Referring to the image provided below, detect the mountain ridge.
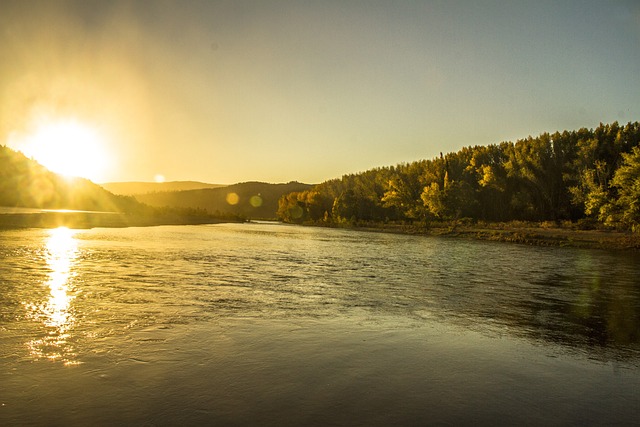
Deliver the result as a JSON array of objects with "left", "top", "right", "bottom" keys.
[
  {"left": 101, "top": 181, "right": 226, "bottom": 196},
  {"left": 134, "top": 181, "right": 313, "bottom": 220}
]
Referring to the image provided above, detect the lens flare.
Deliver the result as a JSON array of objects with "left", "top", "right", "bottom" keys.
[
  {"left": 226, "top": 192, "right": 239, "bottom": 205},
  {"left": 249, "top": 195, "right": 263, "bottom": 207}
]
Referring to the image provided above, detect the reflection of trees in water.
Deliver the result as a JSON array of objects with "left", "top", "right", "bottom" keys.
[
  {"left": 24, "top": 227, "right": 80, "bottom": 365},
  {"left": 526, "top": 272, "right": 639, "bottom": 347},
  {"left": 459, "top": 254, "right": 640, "bottom": 360}
]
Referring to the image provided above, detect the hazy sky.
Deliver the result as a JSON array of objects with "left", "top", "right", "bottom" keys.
[{"left": 1, "top": 0, "right": 639, "bottom": 184}]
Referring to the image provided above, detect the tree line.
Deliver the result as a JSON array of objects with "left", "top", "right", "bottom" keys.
[{"left": 278, "top": 121, "right": 640, "bottom": 231}]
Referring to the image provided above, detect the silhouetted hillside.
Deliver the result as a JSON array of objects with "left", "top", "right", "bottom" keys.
[
  {"left": 136, "top": 181, "right": 313, "bottom": 219},
  {"left": 0, "top": 145, "right": 143, "bottom": 213},
  {"left": 101, "top": 181, "right": 225, "bottom": 195}
]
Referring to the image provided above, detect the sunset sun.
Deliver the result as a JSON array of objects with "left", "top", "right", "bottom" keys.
[{"left": 11, "top": 119, "right": 111, "bottom": 182}]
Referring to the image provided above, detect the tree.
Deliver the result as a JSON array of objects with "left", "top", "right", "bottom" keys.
[
  {"left": 610, "top": 146, "right": 640, "bottom": 230},
  {"left": 421, "top": 172, "right": 477, "bottom": 220},
  {"left": 468, "top": 143, "right": 510, "bottom": 220},
  {"left": 381, "top": 162, "right": 428, "bottom": 221},
  {"left": 277, "top": 192, "right": 306, "bottom": 223}
]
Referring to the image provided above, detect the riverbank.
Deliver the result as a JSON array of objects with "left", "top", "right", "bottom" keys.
[
  {"left": 0, "top": 210, "right": 241, "bottom": 229},
  {"left": 325, "top": 221, "right": 640, "bottom": 251}
]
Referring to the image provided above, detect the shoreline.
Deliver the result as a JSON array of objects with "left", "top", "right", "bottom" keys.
[
  {"left": 314, "top": 221, "right": 640, "bottom": 251},
  {"left": 3, "top": 211, "right": 638, "bottom": 251},
  {"left": 0, "top": 211, "right": 239, "bottom": 229}
]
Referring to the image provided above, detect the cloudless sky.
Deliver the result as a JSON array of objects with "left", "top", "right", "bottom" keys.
[{"left": 1, "top": 0, "right": 639, "bottom": 184}]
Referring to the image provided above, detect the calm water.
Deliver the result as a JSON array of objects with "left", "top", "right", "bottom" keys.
[{"left": 1, "top": 222, "right": 639, "bottom": 426}]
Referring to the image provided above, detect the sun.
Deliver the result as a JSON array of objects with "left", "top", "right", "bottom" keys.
[{"left": 10, "top": 118, "right": 111, "bottom": 182}]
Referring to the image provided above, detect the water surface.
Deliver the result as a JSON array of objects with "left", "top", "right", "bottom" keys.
[{"left": 1, "top": 223, "right": 639, "bottom": 425}]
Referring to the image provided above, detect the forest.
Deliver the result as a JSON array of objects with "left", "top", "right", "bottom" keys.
[{"left": 278, "top": 122, "right": 640, "bottom": 232}]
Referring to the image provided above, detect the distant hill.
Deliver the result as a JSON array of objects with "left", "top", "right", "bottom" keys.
[
  {"left": 0, "top": 145, "right": 142, "bottom": 213},
  {"left": 100, "top": 181, "right": 225, "bottom": 195},
  {"left": 135, "top": 181, "right": 313, "bottom": 220},
  {"left": 0, "top": 144, "right": 311, "bottom": 220}
]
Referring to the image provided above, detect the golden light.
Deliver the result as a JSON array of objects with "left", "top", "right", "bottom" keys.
[
  {"left": 43, "top": 226, "right": 78, "bottom": 330},
  {"left": 25, "top": 227, "right": 81, "bottom": 365},
  {"left": 10, "top": 118, "right": 111, "bottom": 182}
]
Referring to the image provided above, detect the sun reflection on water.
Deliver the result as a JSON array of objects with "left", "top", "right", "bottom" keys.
[{"left": 26, "top": 227, "right": 81, "bottom": 365}]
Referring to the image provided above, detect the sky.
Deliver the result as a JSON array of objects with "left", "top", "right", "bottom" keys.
[{"left": 1, "top": 0, "right": 639, "bottom": 184}]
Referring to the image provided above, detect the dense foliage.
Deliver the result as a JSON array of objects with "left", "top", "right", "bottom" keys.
[{"left": 278, "top": 122, "right": 640, "bottom": 231}]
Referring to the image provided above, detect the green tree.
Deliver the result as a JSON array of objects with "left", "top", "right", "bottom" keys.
[
  {"left": 381, "top": 161, "right": 428, "bottom": 221},
  {"left": 277, "top": 192, "right": 306, "bottom": 223},
  {"left": 421, "top": 171, "right": 477, "bottom": 220},
  {"left": 569, "top": 122, "right": 640, "bottom": 224},
  {"left": 468, "top": 143, "right": 510, "bottom": 220},
  {"left": 610, "top": 146, "right": 640, "bottom": 230}
]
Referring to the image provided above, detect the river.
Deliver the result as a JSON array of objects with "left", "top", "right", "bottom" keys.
[{"left": 1, "top": 222, "right": 639, "bottom": 425}]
